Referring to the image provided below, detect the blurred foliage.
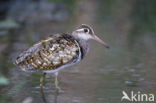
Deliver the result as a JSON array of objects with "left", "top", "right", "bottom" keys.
[
  {"left": 97, "top": 0, "right": 116, "bottom": 22},
  {"left": 131, "top": 0, "right": 156, "bottom": 34},
  {"left": 0, "top": 77, "right": 25, "bottom": 103},
  {"left": 0, "top": 76, "right": 9, "bottom": 85},
  {"left": 0, "top": 97, "right": 12, "bottom": 103},
  {"left": 97, "top": 0, "right": 156, "bottom": 34},
  {"left": 0, "top": 19, "right": 19, "bottom": 29},
  {"left": 47, "top": 0, "right": 77, "bottom": 12},
  {"left": 7, "top": 81, "right": 26, "bottom": 96},
  {"left": 0, "top": 76, "right": 10, "bottom": 103},
  {"left": 128, "top": 0, "right": 156, "bottom": 49}
]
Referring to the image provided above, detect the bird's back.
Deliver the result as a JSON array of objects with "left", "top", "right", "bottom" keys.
[{"left": 15, "top": 34, "right": 81, "bottom": 72}]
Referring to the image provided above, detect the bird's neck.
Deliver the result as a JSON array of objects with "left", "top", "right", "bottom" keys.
[{"left": 72, "top": 34, "right": 89, "bottom": 59}]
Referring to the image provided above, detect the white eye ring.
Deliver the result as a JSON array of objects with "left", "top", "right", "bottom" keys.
[{"left": 84, "top": 28, "right": 89, "bottom": 33}]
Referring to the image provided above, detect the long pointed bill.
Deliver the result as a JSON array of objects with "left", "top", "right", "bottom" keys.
[{"left": 93, "top": 35, "right": 110, "bottom": 48}]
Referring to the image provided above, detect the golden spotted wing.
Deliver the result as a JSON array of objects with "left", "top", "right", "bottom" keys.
[{"left": 15, "top": 34, "right": 81, "bottom": 72}]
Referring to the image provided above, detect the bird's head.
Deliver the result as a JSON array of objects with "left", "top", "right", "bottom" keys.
[{"left": 72, "top": 24, "right": 109, "bottom": 48}]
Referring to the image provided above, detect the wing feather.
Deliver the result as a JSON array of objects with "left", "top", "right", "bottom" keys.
[{"left": 15, "top": 34, "right": 80, "bottom": 71}]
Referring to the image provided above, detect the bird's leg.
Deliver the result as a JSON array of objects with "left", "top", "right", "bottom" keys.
[
  {"left": 40, "top": 73, "right": 47, "bottom": 103},
  {"left": 54, "top": 72, "right": 59, "bottom": 89},
  {"left": 40, "top": 72, "right": 46, "bottom": 88}
]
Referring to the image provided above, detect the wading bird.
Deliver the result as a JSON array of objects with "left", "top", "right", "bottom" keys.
[{"left": 15, "top": 24, "right": 109, "bottom": 89}]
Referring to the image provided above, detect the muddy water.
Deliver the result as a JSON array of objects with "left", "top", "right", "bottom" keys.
[{"left": 0, "top": 0, "right": 156, "bottom": 103}]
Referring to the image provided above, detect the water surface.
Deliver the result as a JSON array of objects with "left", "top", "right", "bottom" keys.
[{"left": 0, "top": 0, "right": 156, "bottom": 103}]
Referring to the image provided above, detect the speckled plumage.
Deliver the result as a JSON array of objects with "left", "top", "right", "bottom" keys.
[
  {"left": 15, "top": 24, "right": 109, "bottom": 75},
  {"left": 15, "top": 24, "right": 109, "bottom": 90},
  {"left": 15, "top": 34, "right": 81, "bottom": 72}
]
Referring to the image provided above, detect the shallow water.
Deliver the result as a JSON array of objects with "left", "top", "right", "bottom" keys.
[{"left": 0, "top": 0, "right": 156, "bottom": 103}]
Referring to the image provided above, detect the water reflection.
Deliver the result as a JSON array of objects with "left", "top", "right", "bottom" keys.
[
  {"left": 40, "top": 86, "right": 59, "bottom": 103},
  {"left": 39, "top": 73, "right": 59, "bottom": 103}
]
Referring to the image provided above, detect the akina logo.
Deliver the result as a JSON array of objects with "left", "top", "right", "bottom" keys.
[{"left": 121, "top": 91, "right": 154, "bottom": 102}]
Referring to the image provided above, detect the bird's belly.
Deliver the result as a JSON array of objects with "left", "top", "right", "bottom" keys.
[{"left": 43, "top": 60, "right": 79, "bottom": 73}]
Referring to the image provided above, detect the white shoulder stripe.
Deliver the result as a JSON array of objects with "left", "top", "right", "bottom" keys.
[{"left": 75, "top": 40, "right": 82, "bottom": 62}]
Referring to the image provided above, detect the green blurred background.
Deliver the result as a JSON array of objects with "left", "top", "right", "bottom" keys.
[{"left": 0, "top": 0, "right": 156, "bottom": 103}]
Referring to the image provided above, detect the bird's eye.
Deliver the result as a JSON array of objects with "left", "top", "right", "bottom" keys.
[{"left": 84, "top": 29, "right": 89, "bottom": 33}]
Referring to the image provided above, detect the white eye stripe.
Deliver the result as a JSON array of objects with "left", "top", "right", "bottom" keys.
[
  {"left": 76, "top": 28, "right": 84, "bottom": 32},
  {"left": 76, "top": 28, "right": 90, "bottom": 34}
]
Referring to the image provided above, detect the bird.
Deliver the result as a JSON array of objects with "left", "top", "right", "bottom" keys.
[{"left": 15, "top": 24, "right": 109, "bottom": 89}]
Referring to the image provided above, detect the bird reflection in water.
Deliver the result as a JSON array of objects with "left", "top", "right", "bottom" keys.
[{"left": 40, "top": 84, "right": 59, "bottom": 103}]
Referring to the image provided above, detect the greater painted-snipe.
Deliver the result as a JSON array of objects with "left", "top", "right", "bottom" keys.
[{"left": 15, "top": 24, "right": 109, "bottom": 89}]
